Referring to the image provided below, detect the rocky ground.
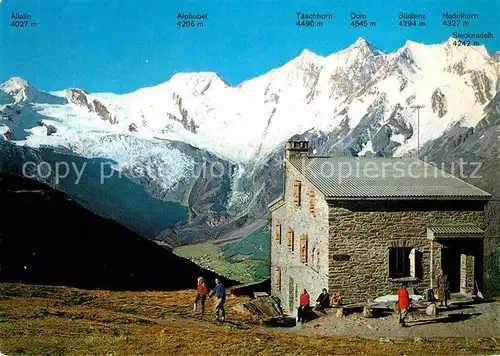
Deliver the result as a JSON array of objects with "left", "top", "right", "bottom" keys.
[
  {"left": 289, "top": 299, "right": 500, "bottom": 341},
  {"left": 0, "top": 283, "right": 499, "bottom": 355}
]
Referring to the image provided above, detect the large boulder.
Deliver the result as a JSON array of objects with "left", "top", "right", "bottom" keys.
[
  {"left": 231, "top": 295, "right": 284, "bottom": 322},
  {"left": 425, "top": 303, "right": 437, "bottom": 316}
]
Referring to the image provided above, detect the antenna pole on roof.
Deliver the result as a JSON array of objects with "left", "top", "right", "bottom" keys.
[{"left": 411, "top": 105, "right": 425, "bottom": 158}]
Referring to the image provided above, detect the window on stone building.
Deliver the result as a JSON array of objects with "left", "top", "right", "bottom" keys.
[
  {"left": 388, "top": 247, "right": 412, "bottom": 277},
  {"left": 287, "top": 228, "right": 294, "bottom": 252},
  {"left": 275, "top": 221, "right": 282, "bottom": 245},
  {"left": 293, "top": 180, "right": 301, "bottom": 207},
  {"left": 299, "top": 234, "right": 308, "bottom": 264},
  {"left": 308, "top": 189, "right": 316, "bottom": 216},
  {"left": 275, "top": 267, "right": 281, "bottom": 291}
]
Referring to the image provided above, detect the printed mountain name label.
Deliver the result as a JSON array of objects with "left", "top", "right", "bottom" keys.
[
  {"left": 398, "top": 12, "right": 426, "bottom": 27},
  {"left": 442, "top": 13, "right": 479, "bottom": 19},
  {"left": 296, "top": 12, "right": 333, "bottom": 28},
  {"left": 10, "top": 13, "right": 37, "bottom": 28},
  {"left": 398, "top": 12, "right": 426, "bottom": 19},
  {"left": 350, "top": 13, "right": 377, "bottom": 27},
  {"left": 177, "top": 13, "right": 208, "bottom": 20},
  {"left": 11, "top": 13, "right": 31, "bottom": 19},
  {"left": 453, "top": 32, "right": 494, "bottom": 39},
  {"left": 442, "top": 13, "right": 479, "bottom": 27},
  {"left": 452, "top": 31, "right": 495, "bottom": 47},
  {"left": 177, "top": 13, "right": 207, "bottom": 28}
]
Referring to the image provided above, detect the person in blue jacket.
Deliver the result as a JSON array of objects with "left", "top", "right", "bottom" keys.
[{"left": 209, "top": 278, "right": 226, "bottom": 322}]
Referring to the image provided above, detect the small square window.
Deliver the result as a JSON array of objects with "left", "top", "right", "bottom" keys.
[{"left": 388, "top": 247, "right": 411, "bottom": 278}]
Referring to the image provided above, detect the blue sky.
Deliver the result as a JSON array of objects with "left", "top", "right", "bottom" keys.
[{"left": 1, "top": 0, "right": 499, "bottom": 93}]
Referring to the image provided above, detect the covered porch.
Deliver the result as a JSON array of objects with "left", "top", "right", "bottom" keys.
[{"left": 427, "top": 225, "right": 484, "bottom": 295}]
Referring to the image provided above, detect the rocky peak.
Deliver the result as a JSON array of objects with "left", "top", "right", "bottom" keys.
[
  {"left": 0, "top": 77, "right": 67, "bottom": 105},
  {"left": 167, "top": 91, "right": 197, "bottom": 133},
  {"left": 431, "top": 88, "right": 448, "bottom": 118},
  {"left": 66, "top": 88, "right": 90, "bottom": 107},
  {"left": 468, "top": 70, "right": 493, "bottom": 104},
  {"left": 0, "top": 77, "right": 30, "bottom": 102},
  {"left": 399, "top": 40, "right": 418, "bottom": 56},
  {"left": 169, "top": 72, "right": 231, "bottom": 96},
  {"left": 295, "top": 49, "right": 322, "bottom": 63},
  {"left": 394, "top": 41, "right": 420, "bottom": 70},
  {"left": 323, "top": 39, "right": 387, "bottom": 98},
  {"left": 90, "top": 99, "right": 116, "bottom": 124},
  {"left": 36, "top": 120, "right": 58, "bottom": 136},
  {"left": 349, "top": 37, "right": 385, "bottom": 57},
  {"left": 0, "top": 77, "right": 29, "bottom": 93},
  {"left": 290, "top": 50, "right": 323, "bottom": 87},
  {"left": 0, "top": 126, "right": 14, "bottom": 140},
  {"left": 66, "top": 88, "right": 116, "bottom": 124},
  {"left": 442, "top": 37, "right": 458, "bottom": 48}
]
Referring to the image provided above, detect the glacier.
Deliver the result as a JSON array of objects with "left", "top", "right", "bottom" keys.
[{"left": 1, "top": 36, "right": 499, "bottom": 243}]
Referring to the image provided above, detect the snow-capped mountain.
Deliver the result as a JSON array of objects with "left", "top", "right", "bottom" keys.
[
  {"left": 3, "top": 37, "right": 498, "bottom": 162},
  {"left": 1, "top": 37, "right": 499, "bottom": 244}
]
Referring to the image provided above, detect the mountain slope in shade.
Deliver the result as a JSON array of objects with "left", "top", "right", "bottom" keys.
[
  {"left": 0, "top": 172, "right": 238, "bottom": 290},
  {"left": 420, "top": 91, "right": 500, "bottom": 296},
  {"left": 0, "top": 140, "right": 191, "bottom": 239}
]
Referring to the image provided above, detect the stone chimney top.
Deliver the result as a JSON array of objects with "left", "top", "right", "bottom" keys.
[{"left": 285, "top": 140, "right": 309, "bottom": 159}]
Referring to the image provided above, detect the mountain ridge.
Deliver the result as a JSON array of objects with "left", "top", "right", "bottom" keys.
[
  {"left": 0, "top": 172, "right": 239, "bottom": 290},
  {"left": 1, "top": 36, "right": 499, "bottom": 249}
]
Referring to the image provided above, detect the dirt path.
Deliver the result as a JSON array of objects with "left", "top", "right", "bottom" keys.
[
  {"left": 281, "top": 301, "right": 500, "bottom": 340},
  {"left": 1, "top": 283, "right": 499, "bottom": 355}
]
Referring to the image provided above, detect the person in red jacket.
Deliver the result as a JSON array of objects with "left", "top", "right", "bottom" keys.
[
  {"left": 193, "top": 276, "right": 208, "bottom": 315},
  {"left": 297, "top": 289, "right": 311, "bottom": 324},
  {"left": 397, "top": 283, "right": 411, "bottom": 327}
]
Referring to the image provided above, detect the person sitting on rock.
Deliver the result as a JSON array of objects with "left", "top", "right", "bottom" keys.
[
  {"left": 330, "top": 292, "right": 343, "bottom": 306},
  {"left": 297, "top": 289, "right": 310, "bottom": 324},
  {"left": 313, "top": 288, "right": 330, "bottom": 312}
]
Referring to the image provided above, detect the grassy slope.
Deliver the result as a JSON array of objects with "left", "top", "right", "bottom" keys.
[
  {"left": 0, "top": 283, "right": 499, "bottom": 356},
  {"left": 174, "top": 243, "right": 260, "bottom": 284},
  {"left": 174, "top": 225, "right": 270, "bottom": 284},
  {"left": 219, "top": 225, "right": 271, "bottom": 281}
]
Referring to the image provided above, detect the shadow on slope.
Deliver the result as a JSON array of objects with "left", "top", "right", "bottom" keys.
[
  {"left": 420, "top": 91, "right": 500, "bottom": 297},
  {"left": 0, "top": 173, "right": 238, "bottom": 291},
  {"left": 0, "top": 140, "right": 189, "bottom": 238}
]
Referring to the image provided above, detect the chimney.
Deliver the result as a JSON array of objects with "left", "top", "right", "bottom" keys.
[{"left": 285, "top": 140, "right": 309, "bottom": 159}]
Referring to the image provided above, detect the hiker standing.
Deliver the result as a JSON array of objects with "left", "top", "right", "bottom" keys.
[
  {"left": 397, "top": 284, "right": 411, "bottom": 327},
  {"left": 437, "top": 269, "right": 449, "bottom": 307},
  {"left": 193, "top": 276, "right": 208, "bottom": 315},
  {"left": 297, "top": 289, "right": 310, "bottom": 324},
  {"left": 209, "top": 278, "right": 226, "bottom": 322}
]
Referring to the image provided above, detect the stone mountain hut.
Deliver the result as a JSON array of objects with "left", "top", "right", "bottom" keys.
[{"left": 268, "top": 140, "right": 491, "bottom": 313}]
